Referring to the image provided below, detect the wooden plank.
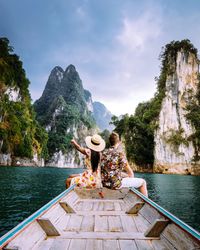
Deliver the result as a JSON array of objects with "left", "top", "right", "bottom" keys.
[
  {"left": 123, "top": 192, "right": 139, "bottom": 208},
  {"left": 49, "top": 239, "right": 71, "bottom": 250},
  {"left": 103, "top": 240, "right": 120, "bottom": 249},
  {"left": 114, "top": 202, "right": 122, "bottom": 211},
  {"left": 34, "top": 238, "right": 54, "bottom": 250},
  {"left": 120, "top": 215, "right": 138, "bottom": 232},
  {"left": 43, "top": 203, "right": 66, "bottom": 224},
  {"left": 55, "top": 214, "right": 71, "bottom": 232},
  {"left": 162, "top": 223, "right": 200, "bottom": 250},
  {"left": 60, "top": 201, "right": 75, "bottom": 213},
  {"left": 3, "top": 246, "right": 19, "bottom": 250},
  {"left": 63, "top": 191, "right": 79, "bottom": 206},
  {"left": 119, "top": 240, "right": 138, "bottom": 250},
  {"left": 81, "top": 215, "right": 94, "bottom": 232},
  {"left": 74, "top": 201, "right": 83, "bottom": 211},
  {"left": 139, "top": 203, "right": 163, "bottom": 224},
  {"left": 74, "top": 187, "right": 129, "bottom": 199},
  {"left": 93, "top": 202, "right": 99, "bottom": 211},
  {"left": 126, "top": 202, "right": 144, "bottom": 214},
  {"left": 82, "top": 201, "right": 94, "bottom": 211},
  {"left": 94, "top": 215, "right": 108, "bottom": 232},
  {"left": 77, "top": 211, "right": 126, "bottom": 216},
  {"left": 68, "top": 239, "right": 86, "bottom": 250},
  {"left": 104, "top": 202, "right": 114, "bottom": 211},
  {"left": 97, "top": 202, "right": 104, "bottom": 211},
  {"left": 133, "top": 215, "right": 150, "bottom": 232},
  {"left": 135, "top": 239, "right": 154, "bottom": 250},
  {"left": 58, "top": 232, "right": 160, "bottom": 240},
  {"left": 37, "top": 218, "right": 60, "bottom": 236},
  {"left": 108, "top": 216, "right": 123, "bottom": 232},
  {"left": 78, "top": 199, "right": 124, "bottom": 203},
  {"left": 151, "top": 237, "right": 176, "bottom": 250},
  {"left": 85, "top": 239, "right": 103, "bottom": 250},
  {"left": 144, "top": 219, "right": 169, "bottom": 237},
  {"left": 65, "top": 215, "right": 83, "bottom": 232},
  {"left": 4, "top": 221, "right": 46, "bottom": 250}
]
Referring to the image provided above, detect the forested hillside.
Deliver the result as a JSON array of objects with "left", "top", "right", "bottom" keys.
[{"left": 0, "top": 38, "right": 48, "bottom": 165}]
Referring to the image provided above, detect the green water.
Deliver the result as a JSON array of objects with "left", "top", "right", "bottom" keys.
[{"left": 0, "top": 166, "right": 199, "bottom": 237}]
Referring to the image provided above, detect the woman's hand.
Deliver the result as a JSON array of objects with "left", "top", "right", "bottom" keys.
[
  {"left": 71, "top": 139, "right": 76, "bottom": 145},
  {"left": 71, "top": 139, "right": 86, "bottom": 155}
]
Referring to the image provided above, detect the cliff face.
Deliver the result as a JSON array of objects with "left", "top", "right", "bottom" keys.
[{"left": 154, "top": 50, "right": 200, "bottom": 174}]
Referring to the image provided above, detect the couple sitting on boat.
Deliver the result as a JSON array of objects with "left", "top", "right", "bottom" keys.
[{"left": 66, "top": 132, "right": 148, "bottom": 196}]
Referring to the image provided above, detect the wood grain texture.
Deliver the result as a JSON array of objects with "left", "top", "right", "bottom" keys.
[
  {"left": 119, "top": 240, "right": 138, "bottom": 250},
  {"left": 59, "top": 202, "right": 75, "bottom": 213},
  {"left": 162, "top": 223, "right": 200, "bottom": 250},
  {"left": 58, "top": 232, "right": 159, "bottom": 240},
  {"left": 37, "top": 218, "right": 60, "bottom": 236},
  {"left": 85, "top": 239, "right": 103, "bottom": 250},
  {"left": 81, "top": 215, "right": 94, "bottom": 232},
  {"left": 144, "top": 219, "right": 169, "bottom": 237},
  {"left": 65, "top": 215, "right": 83, "bottom": 232},
  {"left": 120, "top": 215, "right": 138, "bottom": 232},
  {"left": 108, "top": 216, "right": 123, "bottom": 232},
  {"left": 94, "top": 215, "right": 108, "bottom": 232},
  {"left": 126, "top": 202, "right": 144, "bottom": 214}
]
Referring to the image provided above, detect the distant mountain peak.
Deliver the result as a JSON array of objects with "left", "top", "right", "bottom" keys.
[
  {"left": 49, "top": 66, "right": 64, "bottom": 83},
  {"left": 65, "top": 64, "right": 76, "bottom": 74},
  {"left": 52, "top": 66, "right": 64, "bottom": 73}
]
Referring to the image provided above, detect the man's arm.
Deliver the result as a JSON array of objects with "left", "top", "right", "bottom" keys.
[{"left": 124, "top": 163, "right": 134, "bottom": 177}]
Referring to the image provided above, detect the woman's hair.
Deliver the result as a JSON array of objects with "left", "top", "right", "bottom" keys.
[
  {"left": 109, "top": 132, "right": 120, "bottom": 146},
  {"left": 90, "top": 150, "right": 100, "bottom": 172}
]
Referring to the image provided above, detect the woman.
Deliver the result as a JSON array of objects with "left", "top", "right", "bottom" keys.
[{"left": 66, "top": 134, "right": 105, "bottom": 188}]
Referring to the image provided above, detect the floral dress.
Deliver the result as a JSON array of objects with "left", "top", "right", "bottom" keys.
[
  {"left": 70, "top": 155, "right": 102, "bottom": 188},
  {"left": 101, "top": 146, "right": 128, "bottom": 189}
]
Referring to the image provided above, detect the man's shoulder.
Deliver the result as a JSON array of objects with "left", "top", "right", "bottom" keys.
[{"left": 102, "top": 146, "right": 125, "bottom": 158}]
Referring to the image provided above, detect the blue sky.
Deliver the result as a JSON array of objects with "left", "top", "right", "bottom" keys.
[{"left": 1, "top": 0, "right": 200, "bottom": 115}]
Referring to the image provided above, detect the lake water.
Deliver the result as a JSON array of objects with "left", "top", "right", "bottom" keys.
[{"left": 0, "top": 166, "right": 199, "bottom": 237}]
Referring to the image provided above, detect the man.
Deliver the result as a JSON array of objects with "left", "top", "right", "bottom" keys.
[{"left": 101, "top": 132, "right": 148, "bottom": 196}]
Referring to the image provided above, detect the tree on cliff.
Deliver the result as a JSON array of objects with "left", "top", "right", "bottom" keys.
[{"left": 0, "top": 37, "right": 48, "bottom": 160}]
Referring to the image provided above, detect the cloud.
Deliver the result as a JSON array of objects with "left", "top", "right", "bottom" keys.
[
  {"left": 117, "top": 10, "right": 162, "bottom": 51},
  {"left": 28, "top": 7, "right": 163, "bottom": 116},
  {"left": 11, "top": 0, "right": 200, "bottom": 117}
]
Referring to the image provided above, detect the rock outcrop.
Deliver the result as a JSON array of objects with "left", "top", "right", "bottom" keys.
[{"left": 154, "top": 49, "right": 200, "bottom": 175}]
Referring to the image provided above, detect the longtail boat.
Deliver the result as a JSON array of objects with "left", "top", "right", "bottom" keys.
[{"left": 0, "top": 185, "right": 200, "bottom": 250}]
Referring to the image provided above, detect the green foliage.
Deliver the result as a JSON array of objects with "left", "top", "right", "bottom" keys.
[
  {"left": 185, "top": 78, "right": 200, "bottom": 161},
  {"left": 113, "top": 39, "right": 198, "bottom": 168},
  {"left": 0, "top": 37, "right": 48, "bottom": 160},
  {"left": 100, "top": 129, "right": 110, "bottom": 148},
  {"left": 165, "top": 128, "right": 189, "bottom": 154}
]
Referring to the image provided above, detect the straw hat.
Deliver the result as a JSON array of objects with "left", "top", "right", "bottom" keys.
[{"left": 85, "top": 134, "right": 105, "bottom": 152}]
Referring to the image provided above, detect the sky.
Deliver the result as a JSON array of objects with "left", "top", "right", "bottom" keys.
[{"left": 1, "top": 0, "right": 200, "bottom": 116}]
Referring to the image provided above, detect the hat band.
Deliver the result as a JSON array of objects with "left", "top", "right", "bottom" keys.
[{"left": 91, "top": 139, "right": 100, "bottom": 146}]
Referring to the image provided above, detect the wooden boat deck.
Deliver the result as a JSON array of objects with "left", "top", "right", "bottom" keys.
[{"left": 1, "top": 187, "right": 200, "bottom": 250}]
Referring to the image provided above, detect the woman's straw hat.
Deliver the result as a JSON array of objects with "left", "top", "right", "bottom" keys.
[{"left": 85, "top": 134, "right": 105, "bottom": 152}]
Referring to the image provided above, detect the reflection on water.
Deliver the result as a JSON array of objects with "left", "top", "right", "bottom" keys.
[{"left": 0, "top": 166, "right": 199, "bottom": 237}]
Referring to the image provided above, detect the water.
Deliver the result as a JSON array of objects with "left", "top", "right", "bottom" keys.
[{"left": 0, "top": 166, "right": 199, "bottom": 237}]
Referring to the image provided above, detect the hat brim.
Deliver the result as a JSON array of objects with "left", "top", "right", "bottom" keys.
[{"left": 85, "top": 136, "right": 105, "bottom": 152}]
